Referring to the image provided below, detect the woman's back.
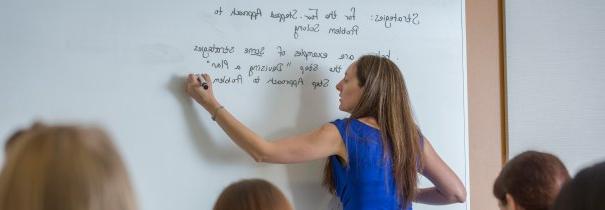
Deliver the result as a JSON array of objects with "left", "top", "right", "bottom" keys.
[{"left": 330, "top": 118, "right": 410, "bottom": 210}]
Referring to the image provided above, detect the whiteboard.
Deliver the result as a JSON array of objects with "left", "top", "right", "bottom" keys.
[
  {"left": 505, "top": 0, "right": 605, "bottom": 175},
  {"left": 0, "top": 0, "right": 468, "bottom": 210}
]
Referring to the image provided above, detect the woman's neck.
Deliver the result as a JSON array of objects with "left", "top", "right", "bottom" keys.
[{"left": 357, "top": 117, "right": 380, "bottom": 130}]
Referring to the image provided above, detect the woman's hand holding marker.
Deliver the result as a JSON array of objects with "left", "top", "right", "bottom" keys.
[
  {"left": 198, "top": 77, "right": 209, "bottom": 90},
  {"left": 186, "top": 73, "right": 221, "bottom": 114}
]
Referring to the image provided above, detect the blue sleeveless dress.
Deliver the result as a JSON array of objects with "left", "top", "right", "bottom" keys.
[{"left": 330, "top": 118, "right": 413, "bottom": 210}]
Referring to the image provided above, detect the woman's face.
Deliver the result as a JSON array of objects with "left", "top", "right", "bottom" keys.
[{"left": 336, "top": 63, "right": 364, "bottom": 113}]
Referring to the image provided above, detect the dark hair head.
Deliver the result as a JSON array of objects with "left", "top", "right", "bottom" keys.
[
  {"left": 213, "top": 179, "right": 292, "bottom": 210},
  {"left": 552, "top": 161, "right": 605, "bottom": 210},
  {"left": 493, "top": 151, "right": 570, "bottom": 210}
]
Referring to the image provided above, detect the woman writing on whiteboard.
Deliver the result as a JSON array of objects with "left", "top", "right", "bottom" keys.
[{"left": 186, "top": 55, "right": 466, "bottom": 209}]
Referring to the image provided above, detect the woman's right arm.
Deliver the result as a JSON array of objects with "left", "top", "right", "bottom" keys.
[{"left": 185, "top": 73, "right": 346, "bottom": 164}]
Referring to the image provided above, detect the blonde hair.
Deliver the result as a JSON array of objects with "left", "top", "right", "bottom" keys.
[
  {"left": 213, "top": 179, "right": 293, "bottom": 210},
  {"left": 0, "top": 123, "right": 137, "bottom": 210}
]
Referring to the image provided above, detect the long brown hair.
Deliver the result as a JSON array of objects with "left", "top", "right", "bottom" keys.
[
  {"left": 323, "top": 55, "right": 423, "bottom": 205},
  {"left": 493, "top": 151, "right": 570, "bottom": 210},
  {"left": 0, "top": 123, "right": 137, "bottom": 210},
  {"left": 213, "top": 179, "right": 293, "bottom": 210}
]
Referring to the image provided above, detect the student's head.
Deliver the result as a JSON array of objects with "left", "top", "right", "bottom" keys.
[
  {"left": 0, "top": 123, "right": 137, "bottom": 210},
  {"left": 493, "top": 151, "right": 570, "bottom": 210},
  {"left": 552, "top": 161, "right": 605, "bottom": 210},
  {"left": 331, "top": 54, "right": 421, "bottom": 205},
  {"left": 213, "top": 179, "right": 293, "bottom": 210}
]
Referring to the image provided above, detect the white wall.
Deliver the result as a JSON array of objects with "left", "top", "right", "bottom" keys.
[{"left": 506, "top": 0, "right": 605, "bottom": 174}]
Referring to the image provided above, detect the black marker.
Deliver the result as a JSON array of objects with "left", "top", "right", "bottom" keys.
[{"left": 197, "top": 77, "right": 209, "bottom": 90}]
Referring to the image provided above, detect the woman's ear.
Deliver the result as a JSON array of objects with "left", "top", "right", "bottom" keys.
[{"left": 505, "top": 194, "right": 522, "bottom": 210}]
